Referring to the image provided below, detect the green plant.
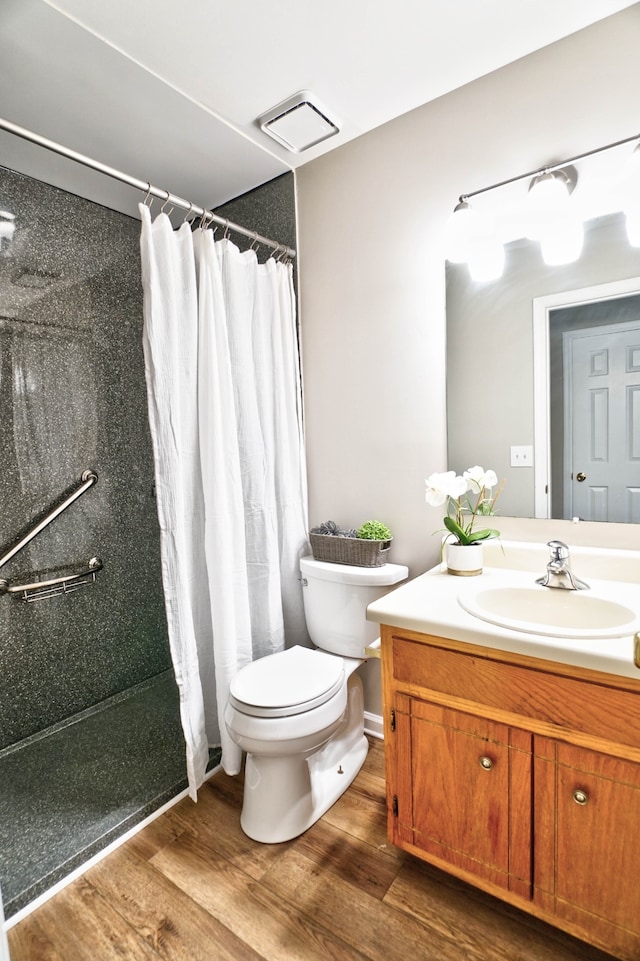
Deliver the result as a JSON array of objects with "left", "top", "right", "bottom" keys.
[{"left": 356, "top": 520, "right": 392, "bottom": 541}]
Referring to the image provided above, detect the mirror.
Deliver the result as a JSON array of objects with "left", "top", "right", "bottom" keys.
[{"left": 446, "top": 210, "right": 640, "bottom": 522}]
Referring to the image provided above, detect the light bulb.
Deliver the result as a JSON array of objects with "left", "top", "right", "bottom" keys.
[
  {"left": 526, "top": 171, "right": 571, "bottom": 241},
  {"left": 444, "top": 200, "right": 475, "bottom": 263},
  {"left": 444, "top": 199, "right": 504, "bottom": 279},
  {"left": 468, "top": 237, "right": 505, "bottom": 282},
  {"left": 540, "top": 218, "right": 584, "bottom": 265}
]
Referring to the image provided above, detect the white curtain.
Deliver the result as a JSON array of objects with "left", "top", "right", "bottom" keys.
[{"left": 139, "top": 205, "right": 309, "bottom": 796}]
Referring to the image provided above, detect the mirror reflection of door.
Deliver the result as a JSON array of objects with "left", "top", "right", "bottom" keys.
[
  {"left": 562, "top": 321, "right": 640, "bottom": 522},
  {"left": 546, "top": 288, "right": 640, "bottom": 521}
]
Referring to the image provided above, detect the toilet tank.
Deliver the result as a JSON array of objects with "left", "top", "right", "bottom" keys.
[{"left": 300, "top": 555, "right": 408, "bottom": 658}]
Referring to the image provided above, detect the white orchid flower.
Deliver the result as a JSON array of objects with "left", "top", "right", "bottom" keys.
[
  {"left": 463, "top": 465, "right": 498, "bottom": 492},
  {"left": 425, "top": 471, "right": 467, "bottom": 507}
]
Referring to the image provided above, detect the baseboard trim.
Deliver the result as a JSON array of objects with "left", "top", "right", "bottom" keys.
[{"left": 364, "top": 711, "right": 384, "bottom": 740}]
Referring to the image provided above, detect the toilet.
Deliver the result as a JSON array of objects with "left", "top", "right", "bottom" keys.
[{"left": 224, "top": 555, "right": 408, "bottom": 842}]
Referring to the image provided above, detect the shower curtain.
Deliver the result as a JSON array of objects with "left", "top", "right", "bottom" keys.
[{"left": 139, "top": 205, "right": 309, "bottom": 797}]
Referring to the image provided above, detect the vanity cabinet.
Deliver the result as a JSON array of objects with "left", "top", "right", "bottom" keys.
[{"left": 382, "top": 626, "right": 640, "bottom": 961}]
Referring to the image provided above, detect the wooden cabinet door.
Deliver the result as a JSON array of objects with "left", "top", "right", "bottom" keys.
[
  {"left": 392, "top": 696, "right": 532, "bottom": 897},
  {"left": 535, "top": 739, "right": 640, "bottom": 955}
]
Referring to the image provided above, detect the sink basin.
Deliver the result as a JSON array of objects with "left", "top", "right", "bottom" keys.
[{"left": 458, "top": 584, "right": 640, "bottom": 639}]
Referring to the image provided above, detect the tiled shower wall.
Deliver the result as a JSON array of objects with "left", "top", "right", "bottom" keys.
[
  {"left": 0, "top": 166, "right": 298, "bottom": 748},
  {"left": 0, "top": 164, "right": 171, "bottom": 749}
]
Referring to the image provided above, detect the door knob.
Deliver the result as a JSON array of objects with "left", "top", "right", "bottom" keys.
[{"left": 576, "top": 472, "right": 587, "bottom": 482}]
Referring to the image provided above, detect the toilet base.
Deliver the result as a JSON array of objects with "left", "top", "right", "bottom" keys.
[{"left": 239, "top": 673, "right": 368, "bottom": 843}]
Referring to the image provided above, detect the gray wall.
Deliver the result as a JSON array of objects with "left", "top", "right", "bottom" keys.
[
  {"left": 297, "top": 5, "right": 640, "bottom": 577},
  {"left": 0, "top": 165, "right": 170, "bottom": 749}
]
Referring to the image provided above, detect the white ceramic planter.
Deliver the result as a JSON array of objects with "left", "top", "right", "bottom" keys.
[{"left": 445, "top": 542, "right": 483, "bottom": 576}]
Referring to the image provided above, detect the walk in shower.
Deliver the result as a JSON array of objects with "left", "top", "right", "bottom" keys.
[{"left": 0, "top": 164, "right": 193, "bottom": 919}]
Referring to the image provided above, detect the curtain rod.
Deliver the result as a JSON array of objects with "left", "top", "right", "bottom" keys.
[
  {"left": 459, "top": 130, "right": 640, "bottom": 203},
  {"left": 0, "top": 116, "right": 296, "bottom": 258}
]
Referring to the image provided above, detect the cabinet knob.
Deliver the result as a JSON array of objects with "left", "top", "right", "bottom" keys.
[
  {"left": 572, "top": 789, "right": 589, "bottom": 806},
  {"left": 479, "top": 756, "right": 494, "bottom": 771}
]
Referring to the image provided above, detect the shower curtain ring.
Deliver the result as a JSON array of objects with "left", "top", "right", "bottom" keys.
[
  {"left": 160, "top": 190, "right": 173, "bottom": 216},
  {"left": 142, "top": 185, "right": 154, "bottom": 208},
  {"left": 250, "top": 232, "right": 259, "bottom": 251},
  {"left": 223, "top": 219, "right": 231, "bottom": 240},
  {"left": 182, "top": 201, "right": 194, "bottom": 225}
]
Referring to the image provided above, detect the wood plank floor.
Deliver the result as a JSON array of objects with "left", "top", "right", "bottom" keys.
[{"left": 8, "top": 738, "right": 617, "bottom": 961}]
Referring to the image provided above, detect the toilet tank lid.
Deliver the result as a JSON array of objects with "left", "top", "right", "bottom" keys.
[{"left": 300, "top": 555, "right": 408, "bottom": 586}]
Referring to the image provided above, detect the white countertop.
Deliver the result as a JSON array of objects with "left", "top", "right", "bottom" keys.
[{"left": 366, "top": 540, "right": 640, "bottom": 680}]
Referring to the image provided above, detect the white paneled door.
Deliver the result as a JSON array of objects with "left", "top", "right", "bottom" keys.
[{"left": 564, "top": 321, "right": 640, "bottom": 522}]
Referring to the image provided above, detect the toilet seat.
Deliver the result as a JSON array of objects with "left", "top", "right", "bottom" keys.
[{"left": 229, "top": 646, "right": 345, "bottom": 719}]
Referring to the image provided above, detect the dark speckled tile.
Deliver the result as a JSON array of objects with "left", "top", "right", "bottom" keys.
[
  {"left": 0, "top": 670, "right": 222, "bottom": 920},
  {"left": 0, "top": 162, "right": 172, "bottom": 748}
]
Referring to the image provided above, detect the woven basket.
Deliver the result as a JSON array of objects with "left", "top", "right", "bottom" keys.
[{"left": 309, "top": 533, "right": 392, "bottom": 568}]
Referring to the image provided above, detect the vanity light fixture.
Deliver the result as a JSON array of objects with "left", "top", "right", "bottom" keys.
[{"left": 448, "top": 131, "right": 640, "bottom": 279}]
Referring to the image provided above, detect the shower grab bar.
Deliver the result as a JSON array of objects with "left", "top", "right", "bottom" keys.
[
  {"left": 0, "top": 556, "right": 103, "bottom": 602},
  {"left": 0, "top": 469, "right": 98, "bottom": 571}
]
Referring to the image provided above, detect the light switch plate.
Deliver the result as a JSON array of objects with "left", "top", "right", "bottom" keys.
[{"left": 510, "top": 445, "right": 533, "bottom": 467}]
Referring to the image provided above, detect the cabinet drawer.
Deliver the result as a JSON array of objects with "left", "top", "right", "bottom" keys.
[{"left": 390, "top": 633, "right": 640, "bottom": 751}]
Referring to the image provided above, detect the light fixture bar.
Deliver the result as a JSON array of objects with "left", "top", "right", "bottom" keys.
[{"left": 459, "top": 131, "right": 640, "bottom": 203}]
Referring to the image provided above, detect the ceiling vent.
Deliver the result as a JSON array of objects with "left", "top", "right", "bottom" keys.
[{"left": 257, "top": 91, "right": 340, "bottom": 153}]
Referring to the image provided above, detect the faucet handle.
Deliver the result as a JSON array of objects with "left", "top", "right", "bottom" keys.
[{"left": 547, "top": 540, "right": 570, "bottom": 561}]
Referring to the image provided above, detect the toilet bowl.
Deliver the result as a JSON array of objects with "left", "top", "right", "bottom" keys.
[{"left": 225, "top": 555, "right": 408, "bottom": 843}]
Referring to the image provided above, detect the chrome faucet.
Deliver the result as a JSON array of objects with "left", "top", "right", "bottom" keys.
[{"left": 536, "top": 540, "right": 589, "bottom": 591}]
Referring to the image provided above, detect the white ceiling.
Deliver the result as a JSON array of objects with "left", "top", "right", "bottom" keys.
[{"left": 0, "top": 0, "right": 637, "bottom": 220}]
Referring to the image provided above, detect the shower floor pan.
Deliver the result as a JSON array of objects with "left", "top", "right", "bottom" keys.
[{"left": 0, "top": 670, "right": 216, "bottom": 920}]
